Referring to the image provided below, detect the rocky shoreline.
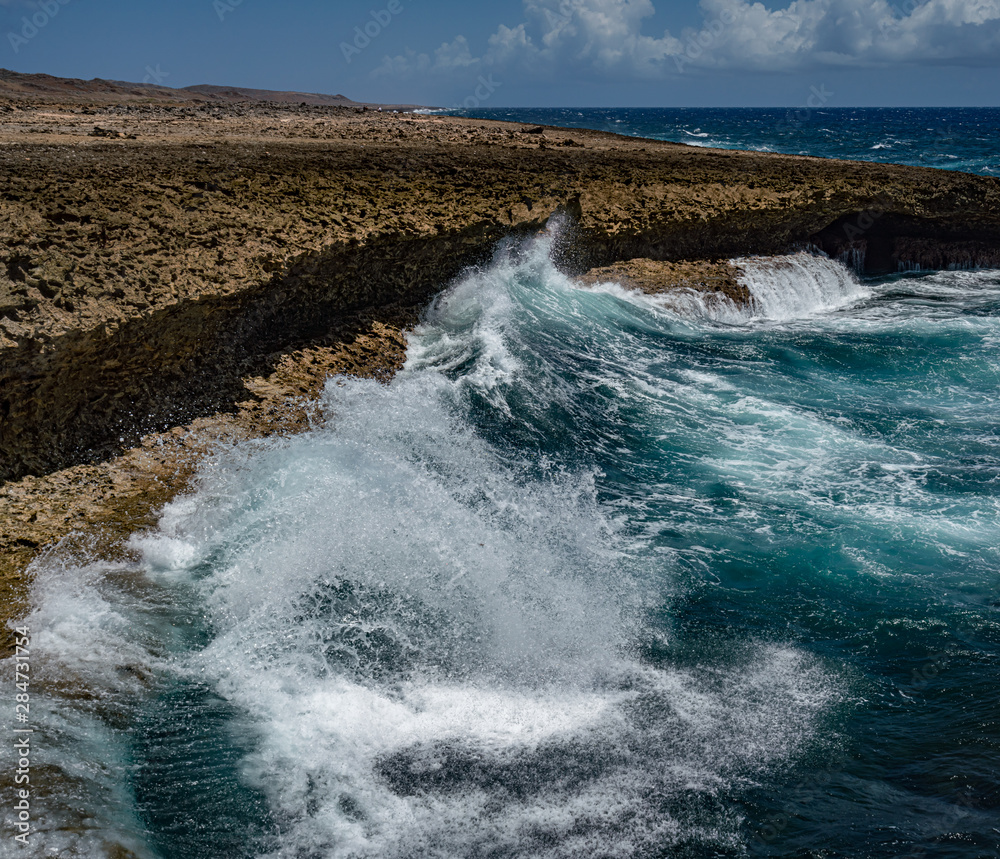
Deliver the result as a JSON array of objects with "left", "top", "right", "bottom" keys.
[{"left": 2, "top": 96, "right": 1000, "bottom": 645}]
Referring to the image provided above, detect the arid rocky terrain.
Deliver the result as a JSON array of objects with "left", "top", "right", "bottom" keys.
[{"left": 2, "top": 71, "right": 999, "bottom": 646}]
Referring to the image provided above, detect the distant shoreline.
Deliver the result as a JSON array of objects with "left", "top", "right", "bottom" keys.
[{"left": 0, "top": 66, "right": 435, "bottom": 111}]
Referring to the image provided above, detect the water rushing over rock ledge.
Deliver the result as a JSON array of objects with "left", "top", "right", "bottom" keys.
[{"left": 1, "top": 100, "right": 999, "bottom": 637}]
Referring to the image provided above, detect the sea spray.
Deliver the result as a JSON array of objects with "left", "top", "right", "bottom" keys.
[
  {"left": 10, "top": 230, "right": 953, "bottom": 858},
  {"left": 734, "top": 252, "right": 871, "bottom": 321},
  {"left": 584, "top": 251, "right": 869, "bottom": 325},
  {"left": 138, "top": 232, "right": 834, "bottom": 856}
]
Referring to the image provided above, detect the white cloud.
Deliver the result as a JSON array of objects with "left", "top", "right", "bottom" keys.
[
  {"left": 373, "top": 0, "right": 1000, "bottom": 82},
  {"left": 692, "top": 0, "right": 1000, "bottom": 70}
]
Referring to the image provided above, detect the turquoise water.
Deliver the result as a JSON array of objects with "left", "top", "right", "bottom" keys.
[
  {"left": 6, "top": 232, "right": 999, "bottom": 857},
  {"left": 441, "top": 107, "right": 1000, "bottom": 176}
]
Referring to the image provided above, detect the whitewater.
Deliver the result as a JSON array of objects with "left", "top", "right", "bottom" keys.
[{"left": 3, "top": 231, "right": 1000, "bottom": 858}]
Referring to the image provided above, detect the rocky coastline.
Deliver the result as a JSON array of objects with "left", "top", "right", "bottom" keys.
[{"left": 2, "top": 92, "right": 1000, "bottom": 645}]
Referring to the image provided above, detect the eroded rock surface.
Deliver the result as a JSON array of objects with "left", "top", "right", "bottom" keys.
[{"left": 581, "top": 258, "right": 749, "bottom": 304}]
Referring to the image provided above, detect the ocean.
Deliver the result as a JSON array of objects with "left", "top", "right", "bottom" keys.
[
  {"left": 445, "top": 107, "right": 1000, "bottom": 177},
  {"left": 4, "top": 111, "right": 1000, "bottom": 858}
]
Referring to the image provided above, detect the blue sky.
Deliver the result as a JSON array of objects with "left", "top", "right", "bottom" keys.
[{"left": 2, "top": 0, "right": 999, "bottom": 107}]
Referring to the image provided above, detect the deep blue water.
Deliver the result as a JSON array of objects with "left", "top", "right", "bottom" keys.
[
  {"left": 3, "top": 115, "right": 1000, "bottom": 859},
  {"left": 442, "top": 107, "right": 1000, "bottom": 176}
]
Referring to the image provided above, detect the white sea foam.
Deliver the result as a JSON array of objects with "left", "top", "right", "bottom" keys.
[
  {"left": 584, "top": 252, "right": 869, "bottom": 326},
  {"left": 3, "top": 228, "right": 847, "bottom": 858},
  {"left": 734, "top": 252, "right": 871, "bottom": 321}
]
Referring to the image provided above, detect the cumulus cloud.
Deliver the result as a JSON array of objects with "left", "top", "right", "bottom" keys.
[
  {"left": 693, "top": 0, "right": 1000, "bottom": 69},
  {"left": 373, "top": 0, "right": 1000, "bottom": 82},
  {"left": 375, "top": 0, "right": 684, "bottom": 81}
]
